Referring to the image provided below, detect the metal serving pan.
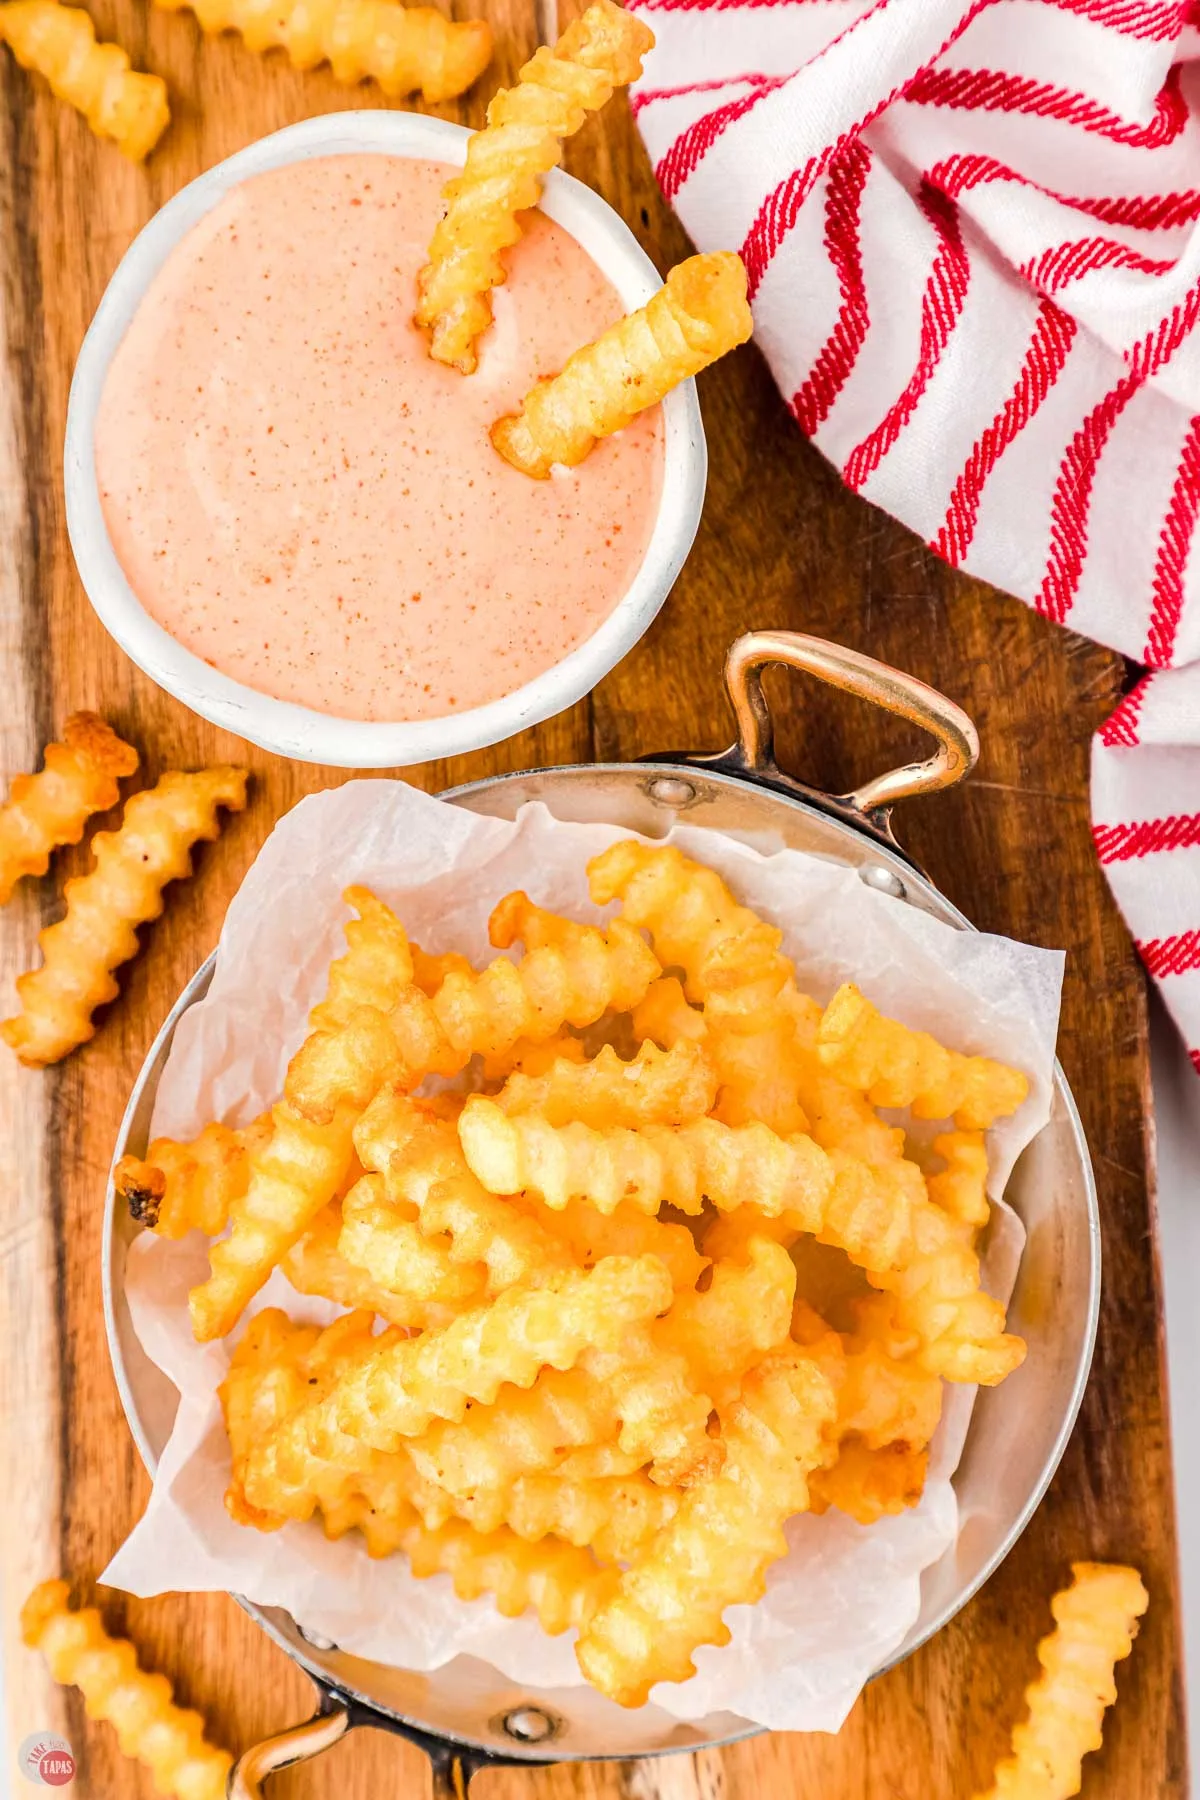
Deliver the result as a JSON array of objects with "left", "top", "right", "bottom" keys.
[{"left": 102, "top": 631, "right": 1100, "bottom": 1797}]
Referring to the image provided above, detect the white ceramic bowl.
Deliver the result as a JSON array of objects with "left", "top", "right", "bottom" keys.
[{"left": 65, "top": 113, "right": 708, "bottom": 768}]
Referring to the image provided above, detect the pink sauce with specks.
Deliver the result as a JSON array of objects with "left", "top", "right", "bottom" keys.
[{"left": 95, "top": 155, "right": 665, "bottom": 723}]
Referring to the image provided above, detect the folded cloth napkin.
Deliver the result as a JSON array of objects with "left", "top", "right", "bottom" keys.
[{"left": 629, "top": 0, "right": 1200, "bottom": 1073}]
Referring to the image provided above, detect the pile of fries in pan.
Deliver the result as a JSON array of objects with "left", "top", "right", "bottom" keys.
[{"left": 116, "top": 838, "right": 1035, "bottom": 1707}]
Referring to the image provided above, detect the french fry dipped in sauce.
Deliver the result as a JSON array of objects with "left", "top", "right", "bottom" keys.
[
  {"left": 0, "top": 1, "right": 169, "bottom": 160},
  {"left": 415, "top": 0, "right": 654, "bottom": 373},
  {"left": 492, "top": 252, "right": 753, "bottom": 478},
  {"left": 152, "top": 0, "right": 491, "bottom": 101}
]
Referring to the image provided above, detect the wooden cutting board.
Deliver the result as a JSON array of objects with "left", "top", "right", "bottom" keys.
[{"left": 0, "top": 3, "right": 1188, "bottom": 1793}]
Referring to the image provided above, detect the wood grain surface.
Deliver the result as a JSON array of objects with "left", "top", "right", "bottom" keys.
[{"left": 0, "top": 3, "right": 1188, "bottom": 1795}]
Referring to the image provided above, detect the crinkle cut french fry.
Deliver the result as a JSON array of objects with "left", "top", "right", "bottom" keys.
[
  {"left": 414, "top": 0, "right": 653, "bottom": 372},
  {"left": 576, "top": 1348, "right": 836, "bottom": 1706},
  {"left": 188, "top": 887, "right": 413, "bottom": 1340},
  {"left": 115, "top": 1114, "right": 272, "bottom": 1239},
  {"left": 791, "top": 1296, "right": 942, "bottom": 1523},
  {"left": 241, "top": 1255, "right": 673, "bottom": 1522},
  {"left": 311, "top": 885, "right": 415, "bottom": 1031},
  {"left": 1, "top": 767, "right": 247, "bottom": 1067},
  {"left": 481, "top": 1031, "right": 586, "bottom": 1082},
  {"left": 657, "top": 1237, "right": 796, "bottom": 1407},
  {"left": 405, "top": 1364, "right": 629, "bottom": 1497},
  {"left": 21, "top": 1580, "right": 232, "bottom": 1800},
  {"left": 493, "top": 253, "right": 752, "bottom": 478},
  {"left": 434, "top": 1470, "right": 681, "bottom": 1562},
  {"left": 282, "top": 1201, "right": 456, "bottom": 1329},
  {"left": 352, "top": 1090, "right": 571, "bottom": 1292},
  {"left": 928, "top": 1129, "right": 990, "bottom": 1229},
  {"left": 188, "top": 1098, "right": 360, "bottom": 1343},
  {"left": 519, "top": 1193, "right": 707, "bottom": 1291},
  {"left": 0, "top": 3, "right": 169, "bottom": 160},
  {"left": 972, "top": 1563, "right": 1148, "bottom": 1800},
  {"left": 589, "top": 840, "right": 789, "bottom": 1003},
  {"left": 410, "top": 941, "right": 475, "bottom": 996},
  {"left": 494, "top": 1038, "right": 717, "bottom": 1129},
  {"left": 338, "top": 1172, "right": 489, "bottom": 1305},
  {"left": 817, "top": 983, "right": 1030, "bottom": 1128},
  {"left": 154, "top": 0, "right": 492, "bottom": 101},
  {"left": 632, "top": 975, "right": 707, "bottom": 1049},
  {"left": 581, "top": 1324, "right": 718, "bottom": 1488},
  {"left": 809, "top": 1439, "right": 930, "bottom": 1526},
  {"left": 382, "top": 1517, "right": 620, "bottom": 1635},
  {"left": 0, "top": 712, "right": 138, "bottom": 904},
  {"left": 285, "top": 914, "right": 660, "bottom": 1118},
  {"left": 458, "top": 1101, "right": 918, "bottom": 1270}
]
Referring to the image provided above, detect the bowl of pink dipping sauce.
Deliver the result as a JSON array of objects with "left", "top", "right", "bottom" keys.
[{"left": 65, "top": 113, "right": 706, "bottom": 767}]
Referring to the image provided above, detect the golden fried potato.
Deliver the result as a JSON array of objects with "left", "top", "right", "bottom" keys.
[
  {"left": 115, "top": 1114, "right": 271, "bottom": 1240},
  {"left": 494, "top": 1038, "right": 717, "bottom": 1129},
  {"left": 817, "top": 983, "right": 1030, "bottom": 1127},
  {"left": 188, "top": 888, "right": 415, "bottom": 1341},
  {"left": 286, "top": 915, "right": 660, "bottom": 1120},
  {"left": 283, "top": 1201, "right": 458, "bottom": 1329},
  {"left": 576, "top": 1347, "right": 836, "bottom": 1706},
  {"left": 21, "top": 1580, "right": 231, "bottom": 1799},
  {"left": 241, "top": 1255, "right": 673, "bottom": 1522},
  {"left": 188, "top": 1098, "right": 360, "bottom": 1344},
  {"left": 414, "top": 0, "right": 653, "bottom": 372},
  {"left": 928, "top": 1129, "right": 990, "bottom": 1229},
  {"left": 154, "top": 0, "right": 491, "bottom": 100},
  {"left": 392, "top": 1519, "right": 619, "bottom": 1635},
  {"left": 0, "top": 713, "right": 137, "bottom": 904},
  {"left": 352, "top": 1090, "right": 570, "bottom": 1292},
  {"left": 972, "top": 1564, "right": 1148, "bottom": 1800},
  {"left": 2, "top": 767, "right": 247, "bottom": 1066},
  {"left": 493, "top": 254, "right": 752, "bottom": 477},
  {"left": 0, "top": 3, "right": 168, "bottom": 159}
]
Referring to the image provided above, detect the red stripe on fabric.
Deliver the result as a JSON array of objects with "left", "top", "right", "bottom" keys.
[
  {"left": 632, "top": 70, "right": 774, "bottom": 117},
  {"left": 1035, "top": 279, "right": 1200, "bottom": 623},
  {"left": 637, "top": 0, "right": 859, "bottom": 10},
  {"left": 933, "top": 300, "right": 1077, "bottom": 566},
  {"left": 841, "top": 184, "right": 970, "bottom": 491},
  {"left": 1042, "top": 0, "right": 1187, "bottom": 33},
  {"left": 1191, "top": 1047, "right": 1200, "bottom": 1075},
  {"left": 1020, "top": 238, "right": 1177, "bottom": 293},
  {"left": 1036, "top": 372, "right": 1141, "bottom": 622},
  {"left": 790, "top": 143, "right": 872, "bottom": 434},
  {"left": 636, "top": 0, "right": 1184, "bottom": 23},
  {"left": 928, "top": 153, "right": 1200, "bottom": 227},
  {"left": 652, "top": 0, "right": 902, "bottom": 202},
  {"left": 655, "top": 77, "right": 785, "bottom": 201},
  {"left": 1094, "top": 811, "right": 1200, "bottom": 862},
  {"left": 1144, "top": 416, "right": 1200, "bottom": 667},
  {"left": 1098, "top": 676, "right": 1152, "bottom": 746},
  {"left": 738, "top": 0, "right": 995, "bottom": 294},
  {"left": 1138, "top": 929, "right": 1200, "bottom": 976},
  {"left": 906, "top": 64, "right": 1186, "bottom": 148}
]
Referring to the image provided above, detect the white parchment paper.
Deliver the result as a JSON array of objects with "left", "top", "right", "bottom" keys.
[{"left": 104, "top": 780, "right": 1064, "bottom": 1731}]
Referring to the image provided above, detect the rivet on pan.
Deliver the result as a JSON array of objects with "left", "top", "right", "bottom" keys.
[
  {"left": 859, "top": 864, "right": 907, "bottom": 900},
  {"left": 500, "top": 1706, "right": 559, "bottom": 1744},
  {"left": 645, "top": 775, "right": 696, "bottom": 808},
  {"left": 296, "top": 1624, "right": 338, "bottom": 1651}
]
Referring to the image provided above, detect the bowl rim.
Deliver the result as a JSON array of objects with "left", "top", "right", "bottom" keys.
[{"left": 65, "top": 111, "right": 707, "bottom": 768}]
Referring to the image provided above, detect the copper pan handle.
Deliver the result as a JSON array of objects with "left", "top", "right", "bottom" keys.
[
  {"left": 723, "top": 630, "right": 979, "bottom": 815},
  {"left": 228, "top": 1704, "right": 350, "bottom": 1797},
  {"left": 227, "top": 1696, "right": 478, "bottom": 1797}
]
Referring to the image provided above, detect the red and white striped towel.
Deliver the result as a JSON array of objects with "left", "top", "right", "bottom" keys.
[{"left": 629, "top": 0, "right": 1200, "bottom": 1074}]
